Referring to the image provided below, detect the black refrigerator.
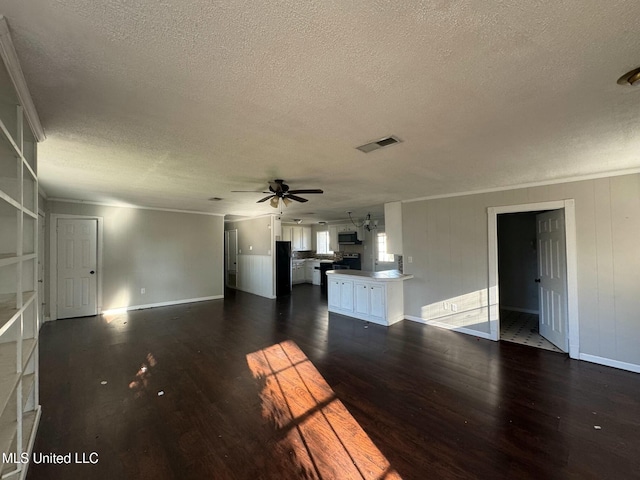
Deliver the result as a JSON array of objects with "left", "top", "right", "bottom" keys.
[{"left": 275, "top": 241, "right": 292, "bottom": 297}]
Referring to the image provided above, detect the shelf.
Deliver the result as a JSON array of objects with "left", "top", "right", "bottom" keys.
[
  {"left": 0, "top": 397, "right": 17, "bottom": 464},
  {"left": 0, "top": 357, "right": 19, "bottom": 420},
  {"left": 0, "top": 191, "right": 20, "bottom": 212},
  {"left": 22, "top": 407, "right": 40, "bottom": 450},
  {"left": 21, "top": 338, "right": 36, "bottom": 369},
  {"left": 0, "top": 434, "right": 18, "bottom": 479},
  {"left": 0, "top": 255, "right": 18, "bottom": 268},
  {"left": 0, "top": 21, "right": 41, "bottom": 478},
  {"left": 0, "top": 295, "right": 19, "bottom": 337},
  {"left": 21, "top": 374, "right": 34, "bottom": 409},
  {"left": 21, "top": 207, "right": 36, "bottom": 220},
  {"left": 0, "top": 117, "right": 20, "bottom": 158}
]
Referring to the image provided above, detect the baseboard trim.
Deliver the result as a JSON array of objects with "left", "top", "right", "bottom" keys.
[
  {"left": 579, "top": 354, "right": 640, "bottom": 374},
  {"left": 501, "top": 306, "right": 539, "bottom": 315},
  {"left": 101, "top": 295, "right": 224, "bottom": 314},
  {"left": 405, "top": 315, "right": 493, "bottom": 340}
]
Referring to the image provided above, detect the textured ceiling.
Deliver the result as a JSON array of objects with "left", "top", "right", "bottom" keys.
[{"left": 2, "top": 1, "right": 640, "bottom": 222}]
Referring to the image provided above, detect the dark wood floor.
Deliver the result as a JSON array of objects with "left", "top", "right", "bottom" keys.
[{"left": 28, "top": 285, "right": 640, "bottom": 479}]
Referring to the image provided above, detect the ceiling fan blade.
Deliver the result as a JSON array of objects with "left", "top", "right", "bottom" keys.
[
  {"left": 270, "top": 196, "right": 280, "bottom": 208},
  {"left": 257, "top": 195, "right": 274, "bottom": 203},
  {"left": 287, "top": 194, "right": 308, "bottom": 203},
  {"left": 287, "top": 189, "right": 323, "bottom": 195}
]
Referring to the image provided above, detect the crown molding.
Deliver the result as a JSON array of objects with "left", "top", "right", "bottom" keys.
[
  {"left": 404, "top": 167, "right": 640, "bottom": 204},
  {"left": 0, "top": 16, "right": 46, "bottom": 142},
  {"left": 48, "top": 197, "right": 225, "bottom": 216},
  {"left": 224, "top": 213, "right": 276, "bottom": 223}
]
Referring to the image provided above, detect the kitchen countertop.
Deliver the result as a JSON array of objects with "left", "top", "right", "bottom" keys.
[{"left": 326, "top": 269, "right": 413, "bottom": 281}]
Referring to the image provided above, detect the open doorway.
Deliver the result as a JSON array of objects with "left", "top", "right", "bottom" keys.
[
  {"left": 225, "top": 229, "right": 238, "bottom": 288},
  {"left": 497, "top": 211, "right": 563, "bottom": 352},
  {"left": 488, "top": 200, "right": 579, "bottom": 359}
]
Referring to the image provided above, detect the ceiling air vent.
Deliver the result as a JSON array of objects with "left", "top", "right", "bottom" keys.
[{"left": 356, "top": 135, "right": 401, "bottom": 153}]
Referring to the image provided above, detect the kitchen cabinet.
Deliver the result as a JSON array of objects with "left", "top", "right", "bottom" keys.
[
  {"left": 0, "top": 19, "right": 43, "bottom": 480},
  {"left": 355, "top": 282, "right": 386, "bottom": 321},
  {"left": 283, "top": 225, "right": 311, "bottom": 251},
  {"left": 281, "top": 226, "right": 292, "bottom": 242},
  {"left": 292, "top": 261, "right": 306, "bottom": 284},
  {"left": 326, "top": 270, "right": 413, "bottom": 326},
  {"left": 327, "top": 277, "right": 354, "bottom": 310},
  {"left": 305, "top": 260, "right": 316, "bottom": 283}
]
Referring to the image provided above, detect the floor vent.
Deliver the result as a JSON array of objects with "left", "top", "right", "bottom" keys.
[{"left": 356, "top": 135, "right": 401, "bottom": 153}]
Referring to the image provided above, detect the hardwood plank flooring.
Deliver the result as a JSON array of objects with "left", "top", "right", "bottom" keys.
[{"left": 26, "top": 285, "right": 640, "bottom": 479}]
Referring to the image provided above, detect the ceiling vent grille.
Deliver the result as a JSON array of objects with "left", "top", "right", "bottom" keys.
[{"left": 356, "top": 135, "right": 401, "bottom": 153}]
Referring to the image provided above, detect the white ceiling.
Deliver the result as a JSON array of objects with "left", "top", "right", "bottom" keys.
[{"left": 2, "top": 1, "right": 640, "bottom": 222}]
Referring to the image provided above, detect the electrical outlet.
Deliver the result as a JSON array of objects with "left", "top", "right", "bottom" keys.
[
  {"left": 451, "top": 303, "right": 458, "bottom": 312},
  {"left": 443, "top": 301, "right": 449, "bottom": 310},
  {"left": 141, "top": 288, "right": 146, "bottom": 294},
  {"left": 249, "top": 245, "right": 253, "bottom": 251},
  {"left": 408, "top": 256, "right": 413, "bottom": 263}
]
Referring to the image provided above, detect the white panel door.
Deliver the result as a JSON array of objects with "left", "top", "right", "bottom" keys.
[
  {"left": 536, "top": 210, "right": 568, "bottom": 351},
  {"left": 57, "top": 218, "right": 98, "bottom": 319}
]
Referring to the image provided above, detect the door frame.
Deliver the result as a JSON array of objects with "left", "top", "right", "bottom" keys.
[
  {"left": 49, "top": 214, "right": 104, "bottom": 321},
  {"left": 488, "top": 200, "right": 579, "bottom": 359},
  {"left": 224, "top": 229, "right": 238, "bottom": 288}
]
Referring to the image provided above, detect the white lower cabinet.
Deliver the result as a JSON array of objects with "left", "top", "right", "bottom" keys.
[
  {"left": 355, "top": 282, "right": 370, "bottom": 315},
  {"left": 292, "top": 261, "right": 306, "bottom": 284},
  {"left": 327, "top": 273, "right": 408, "bottom": 326},
  {"left": 354, "top": 282, "right": 386, "bottom": 320},
  {"left": 328, "top": 279, "right": 341, "bottom": 309},
  {"left": 339, "top": 280, "right": 354, "bottom": 311},
  {"left": 369, "top": 284, "right": 385, "bottom": 320},
  {"left": 328, "top": 278, "right": 354, "bottom": 310}
]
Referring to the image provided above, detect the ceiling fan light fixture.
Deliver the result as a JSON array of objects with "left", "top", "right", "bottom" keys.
[
  {"left": 282, "top": 197, "right": 292, "bottom": 206},
  {"left": 270, "top": 196, "right": 279, "bottom": 208},
  {"left": 617, "top": 67, "right": 640, "bottom": 86}
]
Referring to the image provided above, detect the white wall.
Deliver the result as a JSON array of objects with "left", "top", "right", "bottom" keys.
[
  {"left": 49, "top": 201, "right": 225, "bottom": 312},
  {"left": 402, "top": 173, "right": 640, "bottom": 369}
]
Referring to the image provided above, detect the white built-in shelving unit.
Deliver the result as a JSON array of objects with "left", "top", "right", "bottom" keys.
[{"left": 0, "top": 15, "right": 45, "bottom": 480}]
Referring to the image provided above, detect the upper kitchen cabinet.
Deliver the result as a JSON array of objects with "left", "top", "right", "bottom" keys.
[
  {"left": 0, "top": 15, "right": 45, "bottom": 480},
  {"left": 282, "top": 224, "right": 311, "bottom": 251}
]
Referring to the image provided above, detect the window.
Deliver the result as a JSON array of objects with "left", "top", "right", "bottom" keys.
[
  {"left": 377, "top": 232, "right": 394, "bottom": 263},
  {"left": 316, "top": 231, "right": 333, "bottom": 254}
]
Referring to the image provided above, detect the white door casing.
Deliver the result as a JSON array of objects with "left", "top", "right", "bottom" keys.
[
  {"left": 56, "top": 218, "right": 98, "bottom": 319},
  {"left": 536, "top": 210, "right": 569, "bottom": 351},
  {"left": 487, "top": 200, "right": 579, "bottom": 359}
]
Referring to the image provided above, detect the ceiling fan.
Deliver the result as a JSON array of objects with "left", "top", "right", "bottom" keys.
[{"left": 233, "top": 179, "right": 324, "bottom": 208}]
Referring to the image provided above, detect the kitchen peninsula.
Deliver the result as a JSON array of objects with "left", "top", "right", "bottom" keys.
[{"left": 327, "top": 270, "right": 413, "bottom": 326}]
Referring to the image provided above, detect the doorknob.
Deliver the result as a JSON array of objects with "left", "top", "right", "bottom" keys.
[
  {"left": 534, "top": 278, "right": 541, "bottom": 283},
  {"left": 90, "top": 271, "right": 95, "bottom": 274}
]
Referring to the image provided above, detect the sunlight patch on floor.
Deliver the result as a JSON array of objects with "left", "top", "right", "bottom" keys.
[{"left": 247, "top": 340, "right": 401, "bottom": 480}]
